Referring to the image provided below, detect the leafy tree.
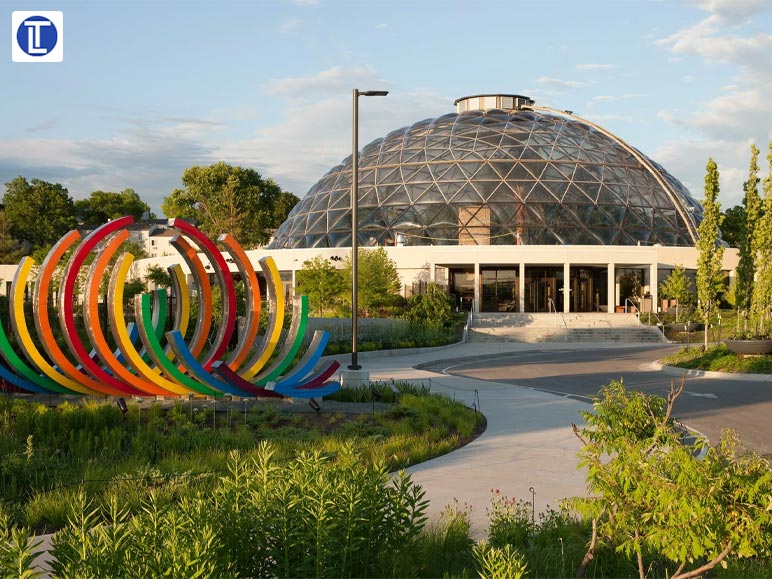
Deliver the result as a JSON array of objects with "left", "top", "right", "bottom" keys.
[
  {"left": 122, "top": 278, "right": 147, "bottom": 308},
  {"left": 97, "top": 240, "right": 149, "bottom": 298},
  {"left": 2, "top": 177, "right": 77, "bottom": 250},
  {"left": 343, "top": 247, "right": 402, "bottom": 317},
  {"left": 658, "top": 264, "right": 693, "bottom": 322},
  {"left": 273, "top": 190, "right": 300, "bottom": 229},
  {"left": 696, "top": 158, "right": 724, "bottom": 349},
  {"left": 144, "top": 264, "right": 172, "bottom": 289},
  {"left": 572, "top": 380, "right": 772, "bottom": 579},
  {"left": 720, "top": 205, "right": 745, "bottom": 247},
  {"left": 0, "top": 209, "right": 26, "bottom": 264},
  {"left": 404, "top": 283, "right": 454, "bottom": 328},
  {"left": 751, "top": 140, "right": 772, "bottom": 336},
  {"left": 734, "top": 146, "right": 762, "bottom": 332},
  {"left": 161, "top": 162, "right": 284, "bottom": 248},
  {"left": 74, "top": 189, "right": 153, "bottom": 226},
  {"left": 295, "top": 255, "right": 346, "bottom": 317}
]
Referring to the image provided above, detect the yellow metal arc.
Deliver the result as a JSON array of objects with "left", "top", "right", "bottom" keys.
[
  {"left": 81, "top": 235, "right": 174, "bottom": 397},
  {"left": 239, "top": 257, "right": 285, "bottom": 380},
  {"left": 108, "top": 254, "right": 192, "bottom": 395},
  {"left": 166, "top": 263, "right": 191, "bottom": 361},
  {"left": 218, "top": 233, "right": 261, "bottom": 371},
  {"left": 11, "top": 256, "right": 100, "bottom": 395}
]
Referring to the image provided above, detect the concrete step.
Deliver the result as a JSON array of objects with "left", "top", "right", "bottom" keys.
[
  {"left": 468, "top": 326, "right": 664, "bottom": 343},
  {"left": 471, "top": 312, "right": 642, "bottom": 329}
]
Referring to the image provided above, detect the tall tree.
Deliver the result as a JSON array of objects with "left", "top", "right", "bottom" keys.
[
  {"left": 658, "top": 264, "right": 693, "bottom": 322},
  {"left": 404, "top": 283, "right": 454, "bottom": 328},
  {"left": 273, "top": 191, "right": 300, "bottom": 230},
  {"left": 734, "top": 145, "right": 762, "bottom": 331},
  {"left": 751, "top": 140, "right": 772, "bottom": 336},
  {"left": 719, "top": 205, "right": 745, "bottom": 247},
  {"left": 343, "top": 247, "right": 402, "bottom": 317},
  {"left": 695, "top": 158, "right": 725, "bottom": 349},
  {"left": 295, "top": 255, "right": 346, "bottom": 317},
  {"left": 74, "top": 189, "right": 153, "bottom": 226},
  {"left": 161, "top": 162, "right": 284, "bottom": 248},
  {"left": 2, "top": 177, "right": 77, "bottom": 250},
  {"left": 0, "top": 209, "right": 27, "bottom": 264}
]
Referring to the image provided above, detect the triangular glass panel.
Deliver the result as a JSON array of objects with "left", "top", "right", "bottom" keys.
[
  {"left": 448, "top": 184, "right": 486, "bottom": 204},
  {"left": 401, "top": 149, "right": 426, "bottom": 164},
  {"left": 376, "top": 167, "right": 400, "bottom": 185},
  {"left": 441, "top": 164, "right": 468, "bottom": 183},
  {"left": 414, "top": 185, "right": 452, "bottom": 205},
  {"left": 329, "top": 191, "right": 352, "bottom": 210},
  {"left": 507, "top": 162, "right": 540, "bottom": 182},
  {"left": 357, "top": 186, "right": 378, "bottom": 207},
  {"left": 524, "top": 182, "right": 559, "bottom": 204},
  {"left": 573, "top": 165, "right": 601, "bottom": 183},
  {"left": 459, "top": 162, "right": 483, "bottom": 180}
]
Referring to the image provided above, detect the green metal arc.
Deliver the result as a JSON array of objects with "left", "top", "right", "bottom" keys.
[
  {"left": 134, "top": 292, "right": 219, "bottom": 396},
  {"left": 253, "top": 296, "right": 309, "bottom": 386}
]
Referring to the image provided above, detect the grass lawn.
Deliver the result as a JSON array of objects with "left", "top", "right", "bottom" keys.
[
  {"left": 0, "top": 382, "right": 485, "bottom": 534},
  {"left": 661, "top": 343, "right": 772, "bottom": 374}
]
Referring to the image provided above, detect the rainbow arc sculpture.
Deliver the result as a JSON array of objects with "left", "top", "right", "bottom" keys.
[{"left": 0, "top": 217, "right": 340, "bottom": 398}]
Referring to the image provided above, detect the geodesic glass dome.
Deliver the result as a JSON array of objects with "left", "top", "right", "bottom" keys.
[{"left": 269, "top": 94, "right": 702, "bottom": 249}]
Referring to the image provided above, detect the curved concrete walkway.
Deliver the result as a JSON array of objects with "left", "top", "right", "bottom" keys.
[
  {"left": 345, "top": 341, "right": 769, "bottom": 536},
  {"left": 347, "top": 341, "right": 601, "bottom": 537}
]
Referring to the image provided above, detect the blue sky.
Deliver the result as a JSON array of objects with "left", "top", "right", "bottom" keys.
[{"left": 2, "top": 0, "right": 771, "bottom": 215}]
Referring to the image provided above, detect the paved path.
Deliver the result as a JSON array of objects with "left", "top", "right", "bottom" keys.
[
  {"left": 344, "top": 342, "right": 607, "bottom": 537},
  {"left": 346, "top": 340, "right": 771, "bottom": 536}
]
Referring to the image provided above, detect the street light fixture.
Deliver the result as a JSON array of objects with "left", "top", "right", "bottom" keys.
[{"left": 350, "top": 88, "right": 389, "bottom": 370}]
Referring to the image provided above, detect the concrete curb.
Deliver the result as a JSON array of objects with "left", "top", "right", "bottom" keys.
[{"left": 653, "top": 361, "right": 772, "bottom": 382}]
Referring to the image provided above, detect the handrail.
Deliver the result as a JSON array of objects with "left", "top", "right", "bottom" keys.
[
  {"left": 463, "top": 310, "right": 472, "bottom": 343},
  {"left": 549, "top": 298, "right": 568, "bottom": 341},
  {"left": 624, "top": 298, "right": 667, "bottom": 343}
]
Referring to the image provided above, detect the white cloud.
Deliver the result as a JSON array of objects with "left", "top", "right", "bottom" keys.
[
  {"left": 576, "top": 64, "right": 617, "bottom": 71},
  {"left": 277, "top": 18, "right": 301, "bottom": 33},
  {"left": 0, "top": 119, "right": 219, "bottom": 212},
  {"left": 656, "top": 13, "right": 772, "bottom": 73},
  {"left": 590, "top": 93, "right": 645, "bottom": 103},
  {"left": 535, "top": 76, "right": 590, "bottom": 90},
  {"left": 687, "top": 0, "right": 771, "bottom": 24},
  {"left": 263, "top": 66, "right": 388, "bottom": 98},
  {"left": 653, "top": 138, "right": 759, "bottom": 208},
  {"left": 217, "top": 86, "right": 450, "bottom": 196},
  {"left": 583, "top": 113, "right": 635, "bottom": 124},
  {"left": 658, "top": 85, "right": 772, "bottom": 140},
  {"left": 375, "top": 23, "right": 388, "bottom": 29},
  {"left": 654, "top": 0, "right": 772, "bottom": 209}
]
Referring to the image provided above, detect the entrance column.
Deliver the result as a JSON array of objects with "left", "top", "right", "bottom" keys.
[
  {"left": 518, "top": 262, "right": 525, "bottom": 313},
  {"left": 607, "top": 263, "right": 615, "bottom": 313},
  {"left": 563, "top": 262, "right": 570, "bottom": 313},
  {"left": 649, "top": 262, "right": 658, "bottom": 313},
  {"left": 473, "top": 262, "right": 480, "bottom": 313}
]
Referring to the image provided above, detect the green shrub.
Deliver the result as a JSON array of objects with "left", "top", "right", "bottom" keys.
[
  {"left": 48, "top": 446, "right": 429, "bottom": 578},
  {"left": 473, "top": 541, "right": 528, "bottom": 579}
]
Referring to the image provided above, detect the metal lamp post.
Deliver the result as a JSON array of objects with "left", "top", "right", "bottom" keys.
[{"left": 350, "top": 88, "right": 388, "bottom": 370}]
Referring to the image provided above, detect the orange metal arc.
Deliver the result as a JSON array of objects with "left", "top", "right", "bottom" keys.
[
  {"left": 106, "top": 253, "right": 191, "bottom": 395},
  {"left": 219, "top": 234, "right": 261, "bottom": 371},
  {"left": 171, "top": 235, "right": 212, "bottom": 359},
  {"left": 32, "top": 230, "right": 128, "bottom": 396},
  {"left": 82, "top": 234, "right": 177, "bottom": 396}
]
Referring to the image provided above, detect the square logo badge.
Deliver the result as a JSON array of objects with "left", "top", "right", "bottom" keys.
[{"left": 12, "top": 11, "right": 64, "bottom": 62}]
